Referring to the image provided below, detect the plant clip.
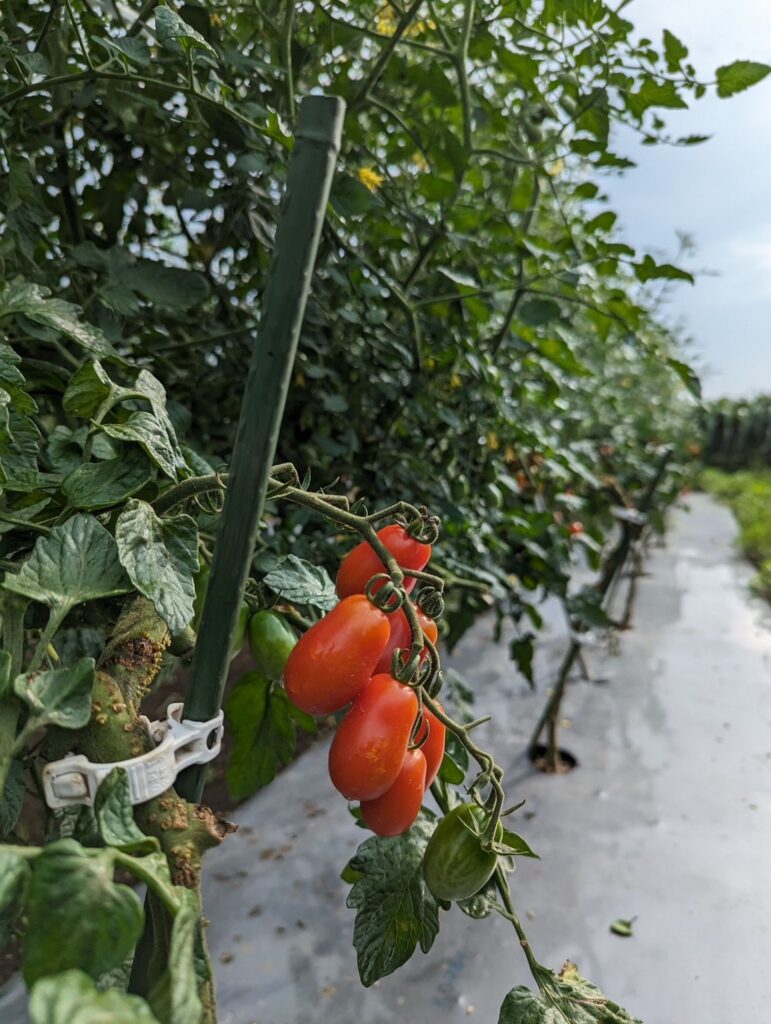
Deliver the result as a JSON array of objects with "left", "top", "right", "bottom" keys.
[{"left": 41, "top": 703, "right": 224, "bottom": 809}]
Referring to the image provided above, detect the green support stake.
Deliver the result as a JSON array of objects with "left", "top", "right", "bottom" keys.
[{"left": 176, "top": 94, "right": 345, "bottom": 802}]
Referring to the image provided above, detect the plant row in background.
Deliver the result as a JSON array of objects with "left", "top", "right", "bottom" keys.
[{"left": 2, "top": 1, "right": 770, "bottom": 1022}]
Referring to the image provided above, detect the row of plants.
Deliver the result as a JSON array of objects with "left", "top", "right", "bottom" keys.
[
  {"left": 2, "top": 1, "right": 769, "bottom": 1022},
  {"left": 701, "top": 468, "right": 771, "bottom": 599},
  {"left": 702, "top": 396, "right": 771, "bottom": 470}
]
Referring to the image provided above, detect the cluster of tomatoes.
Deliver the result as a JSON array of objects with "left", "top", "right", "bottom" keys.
[{"left": 283, "top": 524, "right": 446, "bottom": 837}]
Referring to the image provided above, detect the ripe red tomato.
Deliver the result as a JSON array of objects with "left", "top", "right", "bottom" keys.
[
  {"left": 415, "top": 705, "right": 446, "bottom": 788},
  {"left": 360, "top": 748, "right": 426, "bottom": 836},
  {"left": 374, "top": 607, "right": 438, "bottom": 675},
  {"left": 336, "top": 524, "right": 431, "bottom": 599},
  {"left": 284, "top": 596, "right": 389, "bottom": 715},
  {"left": 328, "top": 673, "right": 418, "bottom": 800},
  {"left": 568, "top": 521, "right": 584, "bottom": 536}
]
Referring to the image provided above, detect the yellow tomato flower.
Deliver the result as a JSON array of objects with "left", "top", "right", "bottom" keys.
[
  {"left": 487, "top": 432, "right": 500, "bottom": 451},
  {"left": 358, "top": 167, "right": 385, "bottom": 192},
  {"left": 411, "top": 151, "right": 430, "bottom": 173},
  {"left": 450, "top": 373, "right": 462, "bottom": 389},
  {"left": 376, "top": 5, "right": 397, "bottom": 35}
]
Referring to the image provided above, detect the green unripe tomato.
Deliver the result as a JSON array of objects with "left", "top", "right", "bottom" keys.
[
  {"left": 422, "top": 803, "right": 502, "bottom": 902},
  {"left": 248, "top": 610, "right": 297, "bottom": 679}
]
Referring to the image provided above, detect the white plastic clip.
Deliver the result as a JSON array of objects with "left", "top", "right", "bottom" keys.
[{"left": 42, "top": 703, "right": 224, "bottom": 809}]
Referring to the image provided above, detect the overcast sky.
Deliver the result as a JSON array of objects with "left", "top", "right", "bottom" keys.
[{"left": 601, "top": 0, "right": 771, "bottom": 399}]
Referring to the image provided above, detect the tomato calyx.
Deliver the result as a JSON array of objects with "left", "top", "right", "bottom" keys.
[
  {"left": 417, "top": 587, "right": 445, "bottom": 620},
  {"left": 402, "top": 508, "right": 441, "bottom": 546}
]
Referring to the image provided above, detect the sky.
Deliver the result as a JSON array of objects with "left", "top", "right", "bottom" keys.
[{"left": 600, "top": 0, "right": 771, "bottom": 399}]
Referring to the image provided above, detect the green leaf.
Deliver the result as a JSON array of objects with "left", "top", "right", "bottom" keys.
[
  {"left": 101, "top": 36, "right": 153, "bottom": 67},
  {"left": 14, "top": 658, "right": 95, "bottom": 731},
  {"left": 0, "top": 845, "right": 31, "bottom": 944},
  {"left": 610, "top": 917, "right": 635, "bottom": 937},
  {"left": 499, "top": 829, "right": 539, "bottom": 858},
  {"left": 3, "top": 514, "right": 131, "bottom": 614},
  {"left": 124, "top": 262, "right": 210, "bottom": 310},
  {"left": 29, "top": 970, "right": 161, "bottom": 1024},
  {"left": 102, "top": 412, "right": 183, "bottom": 480},
  {"left": 115, "top": 500, "right": 198, "bottom": 635},
  {"left": 457, "top": 874, "right": 498, "bottom": 919},
  {"left": 666, "top": 357, "right": 701, "bottom": 399},
  {"left": 225, "top": 673, "right": 296, "bottom": 799},
  {"left": 23, "top": 839, "right": 144, "bottom": 983},
  {"left": 63, "top": 448, "right": 154, "bottom": 510},
  {"left": 155, "top": 5, "right": 218, "bottom": 57},
  {"left": 263, "top": 554, "right": 337, "bottom": 612},
  {"left": 93, "top": 768, "right": 159, "bottom": 854},
  {"left": 0, "top": 404, "right": 41, "bottom": 493},
  {"left": 498, "top": 962, "right": 643, "bottom": 1023},
  {"left": 627, "top": 78, "right": 687, "bottom": 117},
  {"left": 0, "top": 649, "right": 12, "bottom": 697},
  {"left": 0, "top": 846, "right": 30, "bottom": 913},
  {"left": 716, "top": 60, "right": 771, "bottom": 98},
  {"left": 633, "top": 255, "right": 694, "bottom": 285},
  {"left": 519, "top": 298, "right": 561, "bottom": 327},
  {"left": 345, "top": 814, "right": 440, "bottom": 986},
  {"left": 62, "top": 360, "right": 115, "bottom": 418},
  {"left": 0, "top": 342, "right": 36, "bottom": 414},
  {"left": 533, "top": 336, "right": 589, "bottom": 377},
  {"left": 662, "top": 29, "right": 688, "bottom": 71},
  {"left": 438, "top": 749, "right": 465, "bottom": 784},
  {"left": 0, "top": 279, "right": 119, "bottom": 359},
  {"left": 148, "top": 895, "right": 204, "bottom": 1024},
  {"left": 0, "top": 760, "right": 26, "bottom": 836}
]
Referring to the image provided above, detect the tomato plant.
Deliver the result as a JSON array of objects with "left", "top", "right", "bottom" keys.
[
  {"left": 283, "top": 595, "right": 390, "bottom": 714},
  {"left": 1, "top": 0, "right": 767, "bottom": 1021}
]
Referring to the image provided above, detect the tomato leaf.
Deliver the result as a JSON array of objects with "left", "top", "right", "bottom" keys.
[
  {"left": 263, "top": 554, "right": 337, "bottom": 612},
  {"left": 0, "top": 279, "right": 119, "bottom": 360},
  {"left": 102, "top": 412, "right": 183, "bottom": 481},
  {"left": 154, "top": 6, "right": 218, "bottom": 58},
  {"left": 0, "top": 404, "right": 41, "bottom": 492},
  {"left": 344, "top": 812, "right": 440, "bottom": 987},
  {"left": 148, "top": 895, "right": 204, "bottom": 1024},
  {"left": 93, "top": 769, "right": 159, "bottom": 854},
  {"left": 13, "top": 659, "right": 95, "bottom": 731},
  {"left": 498, "top": 961, "right": 643, "bottom": 1023},
  {"left": 609, "top": 917, "right": 635, "bottom": 937},
  {"left": 499, "top": 829, "right": 539, "bottom": 859},
  {"left": 0, "top": 759, "right": 24, "bottom": 837},
  {"left": 115, "top": 500, "right": 199, "bottom": 635},
  {"left": 3, "top": 514, "right": 131, "bottom": 613},
  {"left": 0, "top": 846, "right": 31, "bottom": 945},
  {"left": 63, "top": 447, "right": 154, "bottom": 510},
  {"left": 666, "top": 357, "right": 702, "bottom": 399},
  {"left": 716, "top": 60, "right": 771, "bottom": 98},
  {"left": 29, "top": 970, "right": 161, "bottom": 1024},
  {"left": 224, "top": 673, "right": 297, "bottom": 799},
  {"left": 22, "top": 840, "right": 144, "bottom": 984}
]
